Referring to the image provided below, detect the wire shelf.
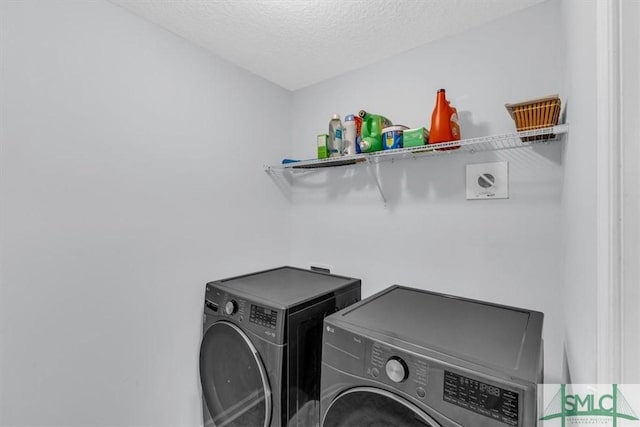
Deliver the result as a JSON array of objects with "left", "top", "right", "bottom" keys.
[{"left": 264, "top": 124, "right": 568, "bottom": 172}]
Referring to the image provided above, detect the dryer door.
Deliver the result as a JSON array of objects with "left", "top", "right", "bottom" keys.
[
  {"left": 200, "top": 321, "right": 271, "bottom": 427},
  {"left": 322, "top": 387, "right": 440, "bottom": 427}
]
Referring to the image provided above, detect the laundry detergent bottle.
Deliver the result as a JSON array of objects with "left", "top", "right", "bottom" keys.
[
  {"left": 358, "top": 110, "right": 392, "bottom": 153},
  {"left": 429, "top": 89, "right": 460, "bottom": 149}
]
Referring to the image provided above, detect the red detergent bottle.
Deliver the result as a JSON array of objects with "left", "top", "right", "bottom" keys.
[{"left": 429, "top": 89, "right": 460, "bottom": 150}]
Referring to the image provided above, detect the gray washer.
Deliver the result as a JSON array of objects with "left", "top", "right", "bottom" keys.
[
  {"left": 200, "top": 266, "right": 361, "bottom": 427},
  {"left": 320, "top": 285, "right": 543, "bottom": 427}
]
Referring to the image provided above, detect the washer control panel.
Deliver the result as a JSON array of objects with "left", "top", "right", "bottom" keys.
[{"left": 443, "top": 370, "right": 519, "bottom": 426}]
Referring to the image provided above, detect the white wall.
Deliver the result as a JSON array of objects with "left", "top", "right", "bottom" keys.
[
  {"left": 0, "top": 1, "right": 290, "bottom": 426},
  {"left": 559, "top": 0, "right": 598, "bottom": 383},
  {"left": 287, "top": 0, "right": 566, "bottom": 382}
]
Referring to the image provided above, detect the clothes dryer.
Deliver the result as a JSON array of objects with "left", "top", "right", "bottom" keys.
[
  {"left": 200, "top": 266, "right": 361, "bottom": 427},
  {"left": 320, "top": 285, "right": 543, "bottom": 427}
]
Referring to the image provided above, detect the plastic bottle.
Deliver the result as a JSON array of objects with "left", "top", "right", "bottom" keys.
[
  {"left": 358, "top": 110, "right": 392, "bottom": 153},
  {"left": 343, "top": 115, "right": 357, "bottom": 156},
  {"left": 429, "top": 89, "right": 460, "bottom": 150},
  {"left": 354, "top": 115, "right": 363, "bottom": 154},
  {"left": 317, "top": 134, "right": 328, "bottom": 159},
  {"left": 328, "top": 114, "right": 343, "bottom": 158}
]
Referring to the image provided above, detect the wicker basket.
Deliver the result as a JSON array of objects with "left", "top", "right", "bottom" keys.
[{"left": 505, "top": 95, "right": 561, "bottom": 141}]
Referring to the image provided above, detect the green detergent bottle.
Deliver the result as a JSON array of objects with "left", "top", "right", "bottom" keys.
[{"left": 358, "top": 110, "right": 392, "bottom": 153}]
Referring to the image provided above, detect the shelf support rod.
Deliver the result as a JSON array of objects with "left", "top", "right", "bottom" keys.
[{"left": 365, "top": 158, "right": 387, "bottom": 206}]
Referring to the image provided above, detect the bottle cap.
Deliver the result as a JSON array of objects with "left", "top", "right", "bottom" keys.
[
  {"left": 438, "top": 88, "right": 446, "bottom": 93},
  {"left": 332, "top": 114, "right": 340, "bottom": 120}
]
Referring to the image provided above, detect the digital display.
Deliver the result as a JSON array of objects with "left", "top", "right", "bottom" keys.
[
  {"left": 250, "top": 305, "right": 277, "bottom": 330},
  {"left": 443, "top": 371, "right": 519, "bottom": 426},
  {"left": 480, "top": 383, "right": 501, "bottom": 397}
]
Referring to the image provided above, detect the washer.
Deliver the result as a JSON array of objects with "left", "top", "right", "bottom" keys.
[
  {"left": 320, "top": 285, "right": 543, "bottom": 427},
  {"left": 200, "top": 266, "right": 361, "bottom": 427}
]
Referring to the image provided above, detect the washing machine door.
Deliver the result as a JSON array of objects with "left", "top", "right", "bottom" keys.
[
  {"left": 200, "top": 321, "right": 271, "bottom": 427},
  {"left": 322, "top": 387, "right": 440, "bottom": 427}
]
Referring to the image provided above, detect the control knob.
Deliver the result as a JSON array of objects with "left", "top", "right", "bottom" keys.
[
  {"left": 385, "top": 357, "right": 408, "bottom": 383},
  {"left": 225, "top": 300, "right": 238, "bottom": 315}
]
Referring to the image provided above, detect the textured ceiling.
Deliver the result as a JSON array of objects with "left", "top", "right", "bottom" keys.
[{"left": 111, "top": 0, "right": 545, "bottom": 91}]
